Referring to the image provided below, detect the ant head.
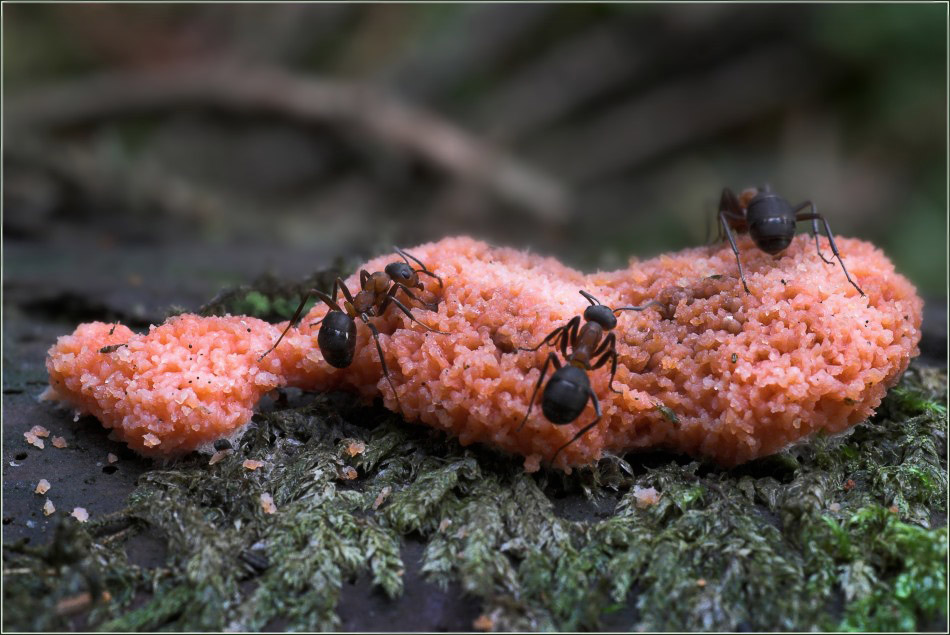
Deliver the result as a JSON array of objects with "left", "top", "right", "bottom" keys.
[
  {"left": 385, "top": 261, "right": 417, "bottom": 286},
  {"left": 583, "top": 304, "right": 617, "bottom": 330}
]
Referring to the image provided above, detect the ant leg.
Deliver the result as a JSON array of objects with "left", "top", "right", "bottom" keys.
[
  {"left": 390, "top": 282, "right": 438, "bottom": 312},
  {"left": 591, "top": 334, "right": 622, "bottom": 394},
  {"left": 258, "top": 289, "right": 342, "bottom": 361},
  {"left": 363, "top": 318, "right": 402, "bottom": 411},
  {"left": 388, "top": 296, "right": 450, "bottom": 334},
  {"left": 521, "top": 326, "right": 564, "bottom": 353},
  {"left": 563, "top": 315, "right": 581, "bottom": 359},
  {"left": 719, "top": 210, "right": 750, "bottom": 294},
  {"left": 517, "top": 352, "right": 560, "bottom": 432},
  {"left": 551, "top": 389, "right": 602, "bottom": 464},
  {"left": 396, "top": 247, "right": 443, "bottom": 288},
  {"left": 360, "top": 270, "right": 371, "bottom": 289},
  {"left": 720, "top": 187, "right": 743, "bottom": 214},
  {"left": 520, "top": 316, "right": 578, "bottom": 352},
  {"left": 334, "top": 278, "right": 357, "bottom": 304},
  {"left": 793, "top": 201, "right": 833, "bottom": 264},
  {"left": 796, "top": 213, "right": 865, "bottom": 296}
]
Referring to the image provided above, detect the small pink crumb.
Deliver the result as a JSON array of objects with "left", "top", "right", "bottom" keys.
[
  {"left": 829, "top": 503, "right": 841, "bottom": 512},
  {"left": 633, "top": 486, "right": 660, "bottom": 508},
  {"left": 344, "top": 440, "right": 366, "bottom": 457},
  {"left": 24, "top": 432, "right": 44, "bottom": 450},
  {"left": 339, "top": 466, "right": 358, "bottom": 480},
  {"left": 260, "top": 493, "right": 277, "bottom": 514},
  {"left": 473, "top": 614, "right": 494, "bottom": 632},
  {"left": 697, "top": 578, "right": 707, "bottom": 587},
  {"left": 71, "top": 507, "right": 89, "bottom": 522},
  {"left": 142, "top": 433, "right": 160, "bottom": 448},
  {"left": 372, "top": 486, "right": 392, "bottom": 510},
  {"left": 209, "top": 450, "right": 232, "bottom": 465},
  {"left": 438, "top": 518, "right": 452, "bottom": 532},
  {"left": 522, "top": 454, "right": 542, "bottom": 473},
  {"left": 43, "top": 500, "right": 55, "bottom": 516},
  {"left": 30, "top": 425, "right": 50, "bottom": 438},
  {"left": 34, "top": 479, "right": 51, "bottom": 495},
  {"left": 52, "top": 436, "right": 67, "bottom": 449},
  {"left": 243, "top": 459, "right": 264, "bottom": 471},
  {"left": 107, "top": 453, "right": 118, "bottom": 464}
]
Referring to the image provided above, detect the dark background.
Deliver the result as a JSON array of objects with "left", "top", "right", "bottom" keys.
[{"left": 4, "top": 3, "right": 947, "bottom": 291}]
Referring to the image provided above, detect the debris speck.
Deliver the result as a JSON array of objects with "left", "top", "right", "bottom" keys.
[
  {"left": 34, "top": 479, "right": 51, "bottom": 495},
  {"left": 654, "top": 403, "right": 679, "bottom": 425},
  {"left": 209, "top": 450, "right": 232, "bottom": 465},
  {"left": 844, "top": 478, "right": 856, "bottom": 491},
  {"left": 107, "top": 453, "right": 118, "bottom": 464},
  {"left": 696, "top": 578, "right": 707, "bottom": 587},
  {"left": 339, "top": 466, "right": 358, "bottom": 480},
  {"left": 633, "top": 485, "right": 660, "bottom": 508},
  {"left": 142, "top": 433, "right": 161, "bottom": 448},
  {"left": 24, "top": 432, "right": 44, "bottom": 449},
  {"left": 55, "top": 590, "right": 111, "bottom": 616},
  {"left": 260, "top": 493, "right": 277, "bottom": 514},
  {"left": 829, "top": 502, "right": 841, "bottom": 512},
  {"left": 71, "top": 507, "right": 89, "bottom": 522},
  {"left": 52, "top": 436, "right": 67, "bottom": 449},
  {"left": 243, "top": 459, "right": 264, "bottom": 471},
  {"left": 473, "top": 613, "right": 495, "bottom": 631},
  {"left": 372, "top": 486, "right": 392, "bottom": 510},
  {"left": 344, "top": 439, "right": 366, "bottom": 457},
  {"left": 43, "top": 500, "right": 55, "bottom": 516}
]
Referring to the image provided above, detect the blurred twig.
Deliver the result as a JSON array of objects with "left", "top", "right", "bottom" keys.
[
  {"left": 6, "top": 64, "right": 569, "bottom": 221},
  {"left": 530, "top": 45, "right": 817, "bottom": 185}
]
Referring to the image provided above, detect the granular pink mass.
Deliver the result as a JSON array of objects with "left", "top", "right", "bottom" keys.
[{"left": 45, "top": 236, "right": 922, "bottom": 469}]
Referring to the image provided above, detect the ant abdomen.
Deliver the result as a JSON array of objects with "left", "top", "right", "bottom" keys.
[
  {"left": 318, "top": 311, "right": 358, "bottom": 368},
  {"left": 542, "top": 366, "right": 590, "bottom": 424}
]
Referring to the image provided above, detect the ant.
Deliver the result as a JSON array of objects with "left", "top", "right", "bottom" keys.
[
  {"left": 717, "top": 185, "right": 864, "bottom": 296},
  {"left": 517, "top": 290, "right": 661, "bottom": 464},
  {"left": 258, "top": 247, "right": 447, "bottom": 408}
]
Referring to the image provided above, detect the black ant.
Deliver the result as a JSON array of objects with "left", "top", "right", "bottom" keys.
[
  {"left": 717, "top": 186, "right": 864, "bottom": 296},
  {"left": 258, "top": 247, "right": 447, "bottom": 408},
  {"left": 518, "top": 290, "right": 661, "bottom": 464}
]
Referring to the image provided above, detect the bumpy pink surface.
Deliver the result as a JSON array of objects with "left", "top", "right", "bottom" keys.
[{"left": 45, "top": 236, "right": 922, "bottom": 469}]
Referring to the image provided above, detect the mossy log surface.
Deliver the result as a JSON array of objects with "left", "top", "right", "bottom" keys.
[{"left": 3, "top": 271, "right": 947, "bottom": 632}]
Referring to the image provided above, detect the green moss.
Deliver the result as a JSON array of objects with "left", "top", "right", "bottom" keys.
[{"left": 4, "top": 349, "right": 946, "bottom": 631}]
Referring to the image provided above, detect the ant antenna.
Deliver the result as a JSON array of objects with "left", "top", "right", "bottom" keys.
[
  {"left": 579, "top": 290, "right": 601, "bottom": 306},
  {"left": 613, "top": 300, "right": 664, "bottom": 315},
  {"left": 395, "top": 246, "right": 443, "bottom": 288}
]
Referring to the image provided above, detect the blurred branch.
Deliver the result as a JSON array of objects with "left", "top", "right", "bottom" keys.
[
  {"left": 529, "top": 45, "right": 817, "bottom": 185},
  {"left": 5, "top": 64, "right": 569, "bottom": 221},
  {"left": 378, "top": 4, "right": 551, "bottom": 102},
  {"left": 5, "top": 135, "right": 227, "bottom": 228}
]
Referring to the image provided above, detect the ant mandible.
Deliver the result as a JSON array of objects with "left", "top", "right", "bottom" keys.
[
  {"left": 518, "top": 290, "right": 661, "bottom": 464},
  {"left": 717, "top": 186, "right": 865, "bottom": 296},
  {"left": 258, "top": 247, "right": 447, "bottom": 409}
]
